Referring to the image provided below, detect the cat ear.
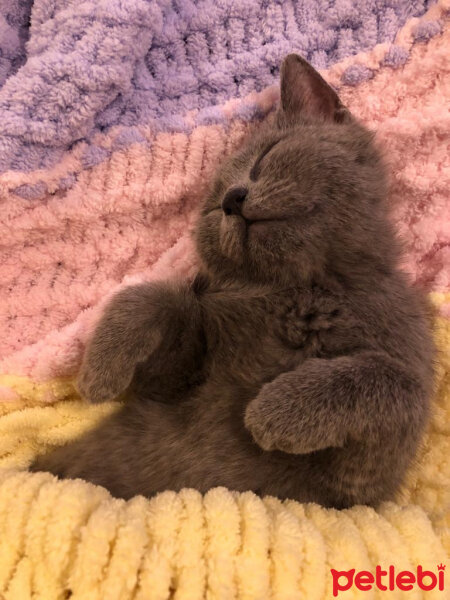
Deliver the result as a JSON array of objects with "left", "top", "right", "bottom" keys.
[{"left": 278, "top": 54, "right": 349, "bottom": 125}]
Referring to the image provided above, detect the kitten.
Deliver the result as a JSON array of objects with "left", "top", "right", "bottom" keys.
[{"left": 31, "top": 55, "right": 434, "bottom": 509}]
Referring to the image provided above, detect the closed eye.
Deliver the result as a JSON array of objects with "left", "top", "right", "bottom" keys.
[{"left": 249, "top": 139, "right": 281, "bottom": 182}]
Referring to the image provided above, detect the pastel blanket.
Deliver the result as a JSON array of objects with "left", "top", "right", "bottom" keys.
[{"left": 0, "top": 0, "right": 449, "bottom": 598}]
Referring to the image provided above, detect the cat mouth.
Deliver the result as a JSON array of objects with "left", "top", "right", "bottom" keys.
[
  {"left": 214, "top": 204, "right": 286, "bottom": 227},
  {"left": 242, "top": 216, "right": 289, "bottom": 236},
  {"left": 245, "top": 217, "right": 284, "bottom": 226},
  {"left": 224, "top": 214, "right": 287, "bottom": 238},
  {"left": 219, "top": 214, "right": 286, "bottom": 260}
]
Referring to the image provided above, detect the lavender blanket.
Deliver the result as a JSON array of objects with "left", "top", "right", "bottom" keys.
[{"left": 1, "top": 0, "right": 429, "bottom": 183}]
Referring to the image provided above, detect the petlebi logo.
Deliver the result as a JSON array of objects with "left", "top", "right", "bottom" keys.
[{"left": 331, "top": 564, "right": 446, "bottom": 596}]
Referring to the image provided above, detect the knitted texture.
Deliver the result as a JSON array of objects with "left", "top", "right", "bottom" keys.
[
  {"left": 0, "top": 0, "right": 430, "bottom": 174},
  {"left": 0, "top": 0, "right": 32, "bottom": 86},
  {"left": 0, "top": 1, "right": 449, "bottom": 597},
  {"left": 0, "top": 483, "right": 446, "bottom": 599}
]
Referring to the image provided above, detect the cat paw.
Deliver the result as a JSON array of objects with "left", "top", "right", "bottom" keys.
[
  {"left": 77, "top": 363, "right": 132, "bottom": 403},
  {"left": 244, "top": 408, "right": 282, "bottom": 452},
  {"left": 245, "top": 401, "right": 320, "bottom": 454},
  {"left": 244, "top": 383, "right": 342, "bottom": 455}
]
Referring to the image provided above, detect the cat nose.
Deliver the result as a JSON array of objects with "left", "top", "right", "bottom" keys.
[{"left": 222, "top": 186, "right": 247, "bottom": 216}]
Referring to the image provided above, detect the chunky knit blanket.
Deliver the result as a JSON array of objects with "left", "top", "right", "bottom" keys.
[{"left": 0, "top": 0, "right": 449, "bottom": 598}]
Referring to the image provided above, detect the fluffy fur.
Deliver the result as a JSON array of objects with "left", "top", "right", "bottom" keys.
[{"left": 32, "top": 55, "right": 434, "bottom": 509}]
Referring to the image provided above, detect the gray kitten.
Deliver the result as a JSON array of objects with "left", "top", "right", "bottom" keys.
[{"left": 31, "top": 55, "right": 434, "bottom": 509}]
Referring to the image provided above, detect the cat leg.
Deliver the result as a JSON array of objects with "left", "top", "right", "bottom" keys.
[
  {"left": 78, "top": 280, "right": 204, "bottom": 403},
  {"left": 244, "top": 352, "right": 428, "bottom": 454},
  {"left": 30, "top": 404, "right": 145, "bottom": 497},
  {"left": 30, "top": 399, "right": 185, "bottom": 499}
]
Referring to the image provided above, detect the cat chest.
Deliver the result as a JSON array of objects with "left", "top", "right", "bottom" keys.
[
  {"left": 275, "top": 304, "right": 339, "bottom": 352},
  {"left": 205, "top": 307, "right": 298, "bottom": 384},
  {"left": 273, "top": 292, "right": 361, "bottom": 358},
  {"left": 202, "top": 289, "right": 356, "bottom": 384}
]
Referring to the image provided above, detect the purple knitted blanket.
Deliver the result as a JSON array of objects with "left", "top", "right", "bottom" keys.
[{"left": 0, "top": 0, "right": 430, "bottom": 184}]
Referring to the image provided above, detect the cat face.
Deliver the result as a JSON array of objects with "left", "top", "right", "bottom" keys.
[{"left": 195, "top": 55, "right": 389, "bottom": 285}]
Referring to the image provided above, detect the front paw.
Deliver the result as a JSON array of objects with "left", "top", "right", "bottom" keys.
[
  {"left": 77, "top": 361, "right": 132, "bottom": 404},
  {"left": 245, "top": 397, "right": 318, "bottom": 454},
  {"left": 244, "top": 402, "right": 282, "bottom": 452},
  {"left": 244, "top": 375, "right": 345, "bottom": 455}
]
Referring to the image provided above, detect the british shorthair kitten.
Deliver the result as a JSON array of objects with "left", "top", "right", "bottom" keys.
[{"left": 32, "top": 55, "right": 434, "bottom": 509}]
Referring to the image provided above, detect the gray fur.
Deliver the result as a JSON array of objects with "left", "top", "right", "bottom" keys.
[{"left": 31, "top": 55, "right": 434, "bottom": 508}]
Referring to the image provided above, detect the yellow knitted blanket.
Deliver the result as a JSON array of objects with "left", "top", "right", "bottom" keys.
[{"left": 0, "top": 293, "right": 448, "bottom": 599}]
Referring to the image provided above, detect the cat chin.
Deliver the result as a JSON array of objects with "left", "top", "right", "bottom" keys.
[{"left": 247, "top": 220, "right": 273, "bottom": 236}]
